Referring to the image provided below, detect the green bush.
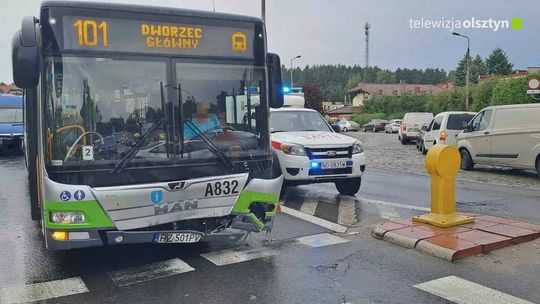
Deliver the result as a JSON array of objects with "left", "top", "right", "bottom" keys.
[
  {"left": 490, "top": 73, "right": 539, "bottom": 106},
  {"left": 350, "top": 113, "right": 387, "bottom": 125},
  {"left": 471, "top": 79, "right": 496, "bottom": 111}
]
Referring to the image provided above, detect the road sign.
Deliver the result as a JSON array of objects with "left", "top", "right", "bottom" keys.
[{"left": 527, "top": 78, "right": 540, "bottom": 90}]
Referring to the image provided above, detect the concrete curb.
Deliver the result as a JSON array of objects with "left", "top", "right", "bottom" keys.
[
  {"left": 415, "top": 240, "right": 455, "bottom": 261},
  {"left": 382, "top": 231, "right": 418, "bottom": 249}
]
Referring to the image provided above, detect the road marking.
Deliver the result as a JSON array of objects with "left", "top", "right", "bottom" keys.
[
  {"left": 108, "top": 258, "right": 194, "bottom": 286},
  {"left": 201, "top": 247, "right": 279, "bottom": 266},
  {"left": 414, "top": 276, "right": 535, "bottom": 304},
  {"left": 376, "top": 204, "right": 400, "bottom": 220},
  {"left": 337, "top": 195, "right": 357, "bottom": 226},
  {"left": 358, "top": 197, "right": 431, "bottom": 212},
  {"left": 0, "top": 277, "right": 89, "bottom": 304},
  {"left": 295, "top": 233, "right": 349, "bottom": 248},
  {"left": 281, "top": 205, "right": 348, "bottom": 233},
  {"left": 300, "top": 197, "right": 318, "bottom": 215}
]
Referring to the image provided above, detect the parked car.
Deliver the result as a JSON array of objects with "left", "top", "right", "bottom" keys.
[
  {"left": 416, "top": 122, "right": 430, "bottom": 152},
  {"left": 0, "top": 94, "right": 24, "bottom": 154},
  {"left": 456, "top": 104, "right": 540, "bottom": 177},
  {"left": 363, "top": 119, "right": 388, "bottom": 132},
  {"left": 421, "top": 111, "right": 477, "bottom": 154},
  {"left": 270, "top": 108, "right": 366, "bottom": 195},
  {"left": 385, "top": 119, "right": 403, "bottom": 133},
  {"left": 336, "top": 119, "right": 360, "bottom": 132},
  {"left": 398, "top": 112, "right": 433, "bottom": 144}
]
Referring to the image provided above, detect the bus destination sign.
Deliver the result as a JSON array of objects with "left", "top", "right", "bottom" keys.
[{"left": 62, "top": 16, "right": 255, "bottom": 58}]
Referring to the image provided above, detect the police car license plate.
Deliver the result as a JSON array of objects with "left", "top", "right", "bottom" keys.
[
  {"left": 321, "top": 160, "right": 347, "bottom": 169},
  {"left": 155, "top": 232, "right": 202, "bottom": 244}
]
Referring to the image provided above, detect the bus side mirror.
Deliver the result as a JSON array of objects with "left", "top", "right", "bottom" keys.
[
  {"left": 267, "top": 53, "right": 284, "bottom": 109},
  {"left": 12, "top": 16, "right": 40, "bottom": 89}
]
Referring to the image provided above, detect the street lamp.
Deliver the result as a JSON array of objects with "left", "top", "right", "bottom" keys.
[
  {"left": 290, "top": 55, "right": 301, "bottom": 88},
  {"left": 452, "top": 32, "right": 470, "bottom": 110}
]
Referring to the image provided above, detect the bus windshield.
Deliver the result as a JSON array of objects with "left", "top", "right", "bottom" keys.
[{"left": 44, "top": 56, "right": 268, "bottom": 168}]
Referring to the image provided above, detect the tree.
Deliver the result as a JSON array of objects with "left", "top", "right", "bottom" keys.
[
  {"left": 375, "top": 70, "right": 396, "bottom": 83},
  {"left": 302, "top": 84, "right": 325, "bottom": 114},
  {"left": 470, "top": 55, "right": 487, "bottom": 84},
  {"left": 346, "top": 73, "right": 363, "bottom": 91},
  {"left": 452, "top": 54, "right": 486, "bottom": 86},
  {"left": 452, "top": 54, "right": 470, "bottom": 86},
  {"left": 486, "top": 48, "right": 513, "bottom": 75}
]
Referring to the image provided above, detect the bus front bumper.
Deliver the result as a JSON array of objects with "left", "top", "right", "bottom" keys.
[{"left": 44, "top": 226, "right": 266, "bottom": 250}]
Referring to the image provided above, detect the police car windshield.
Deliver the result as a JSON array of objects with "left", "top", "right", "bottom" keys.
[{"left": 270, "top": 110, "right": 332, "bottom": 133}]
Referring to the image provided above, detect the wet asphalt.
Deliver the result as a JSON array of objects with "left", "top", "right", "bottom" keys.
[{"left": 0, "top": 156, "right": 539, "bottom": 303}]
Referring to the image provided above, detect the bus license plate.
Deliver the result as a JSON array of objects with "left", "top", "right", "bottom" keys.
[
  {"left": 155, "top": 232, "right": 202, "bottom": 244},
  {"left": 321, "top": 161, "right": 347, "bottom": 169}
]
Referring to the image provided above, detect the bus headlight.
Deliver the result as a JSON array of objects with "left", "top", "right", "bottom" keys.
[
  {"left": 51, "top": 211, "right": 86, "bottom": 224},
  {"left": 352, "top": 141, "right": 364, "bottom": 154},
  {"left": 281, "top": 143, "right": 306, "bottom": 156}
]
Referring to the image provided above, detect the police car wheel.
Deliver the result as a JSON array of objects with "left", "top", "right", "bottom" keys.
[{"left": 335, "top": 178, "right": 361, "bottom": 196}]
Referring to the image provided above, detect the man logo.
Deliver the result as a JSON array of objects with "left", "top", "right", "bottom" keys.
[
  {"left": 326, "top": 150, "right": 337, "bottom": 156},
  {"left": 168, "top": 182, "right": 185, "bottom": 191},
  {"left": 231, "top": 32, "right": 247, "bottom": 52},
  {"left": 150, "top": 190, "right": 163, "bottom": 205}
]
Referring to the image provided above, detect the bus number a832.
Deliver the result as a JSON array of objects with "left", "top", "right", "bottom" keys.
[{"left": 73, "top": 19, "right": 108, "bottom": 47}]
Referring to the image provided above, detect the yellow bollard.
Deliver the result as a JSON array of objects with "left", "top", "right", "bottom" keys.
[{"left": 412, "top": 144, "right": 474, "bottom": 227}]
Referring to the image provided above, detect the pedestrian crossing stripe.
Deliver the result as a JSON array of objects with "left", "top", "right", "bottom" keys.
[
  {"left": 415, "top": 276, "right": 535, "bottom": 304},
  {"left": 107, "top": 258, "right": 195, "bottom": 286},
  {"left": 0, "top": 277, "right": 89, "bottom": 304},
  {"left": 202, "top": 233, "right": 350, "bottom": 266}
]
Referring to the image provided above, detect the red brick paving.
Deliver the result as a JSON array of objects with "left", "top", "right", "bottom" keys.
[
  {"left": 453, "top": 230, "right": 513, "bottom": 252},
  {"left": 422, "top": 234, "right": 483, "bottom": 260},
  {"left": 374, "top": 215, "right": 540, "bottom": 261}
]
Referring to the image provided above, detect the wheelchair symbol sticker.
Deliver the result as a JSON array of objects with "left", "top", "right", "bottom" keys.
[{"left": 60, "top": 191, "right": 71, "bottom": 201}]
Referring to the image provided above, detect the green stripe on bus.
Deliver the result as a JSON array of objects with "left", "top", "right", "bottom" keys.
[
  {"left": 232, "top": 190, "right": 279, "bottom": 214},
  {"left": 44, "top": 200, "right": 115, "bottom": 229}
]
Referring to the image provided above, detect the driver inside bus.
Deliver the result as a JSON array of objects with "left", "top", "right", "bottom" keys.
[{"left": 184, "top": 101, "right": 222, "bottom": 139}]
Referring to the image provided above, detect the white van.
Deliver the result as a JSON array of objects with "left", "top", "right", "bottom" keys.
[
  {"left": 398, "top": 112, "right": 434, "bottom": 144},
  {"left": 421, "top": 111, "right": 477, "bottom": 153},
  {"left": 456, "top": 104, "right": 540, "bottom": 177}
]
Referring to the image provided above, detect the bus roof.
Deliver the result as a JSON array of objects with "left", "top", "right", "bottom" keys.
[
  {"left": 0, "top": 95, "right": 22, "bottom": 108},
  {"left": 41, "top": 1, "right": 263, "bottom": 24}
]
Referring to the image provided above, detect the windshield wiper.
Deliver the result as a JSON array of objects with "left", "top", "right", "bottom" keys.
[
  {"left": 111, "top": 83, "right": 168, "bottom": 174},
  {"left": 184, "top": 120, "right": 235, "bottom": 170},
  {"left": 111, "top": 119, "right": 165, "bottom": 174}
]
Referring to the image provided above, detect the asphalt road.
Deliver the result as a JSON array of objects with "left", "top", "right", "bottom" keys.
[{"left": 0, "top": 156, "right": 539, "bottom": 304}]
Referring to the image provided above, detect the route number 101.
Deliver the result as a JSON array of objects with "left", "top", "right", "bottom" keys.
[{"left": 73, "top": 20, "right": 108, "bottom": 47}]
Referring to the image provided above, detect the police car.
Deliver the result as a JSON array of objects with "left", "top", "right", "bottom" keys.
[{"left": 270, "top": 107, "right": 366, "bottom": 195}]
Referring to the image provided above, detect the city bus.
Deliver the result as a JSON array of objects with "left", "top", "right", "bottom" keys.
[{"left": 12, "top": 0, "right": 284, "bottom": 250}]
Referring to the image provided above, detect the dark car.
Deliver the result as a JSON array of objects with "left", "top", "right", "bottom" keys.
[
  {"left": 363, "top": 119, "right": 388, "bottom": 132},
  {"left": 0, "top": 94, "right": 23, "bottom": 154},
  {"left": 416, "top": 121, "right": 431, "bottom": 152}
]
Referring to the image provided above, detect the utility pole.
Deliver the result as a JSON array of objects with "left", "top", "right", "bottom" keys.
[
  {"left": 363, "top": 22, "right": 371, "bottom": 81},
  {"left": 261, "top": 0, "right": 265, "bottom": 22},
  {"left": 290, "top": 55, "right": 301, "bottom": 88},
  {"left": 452, "top": 32, "right": 470, "bottom": 110}
]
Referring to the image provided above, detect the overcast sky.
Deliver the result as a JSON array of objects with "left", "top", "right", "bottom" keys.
[{"left": 2, "top": 0, "right": 538, "bottom": 82}]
